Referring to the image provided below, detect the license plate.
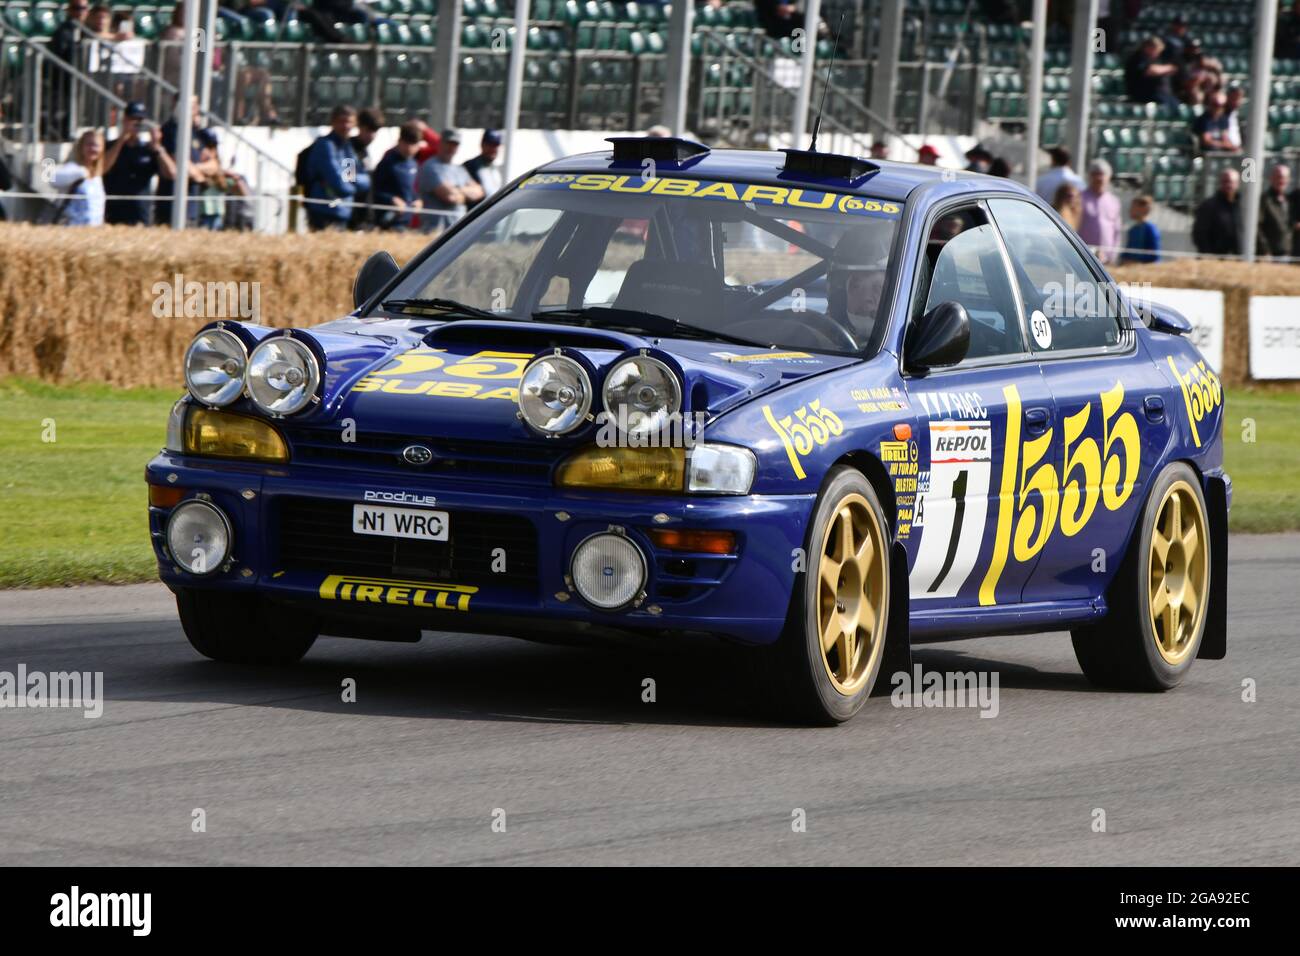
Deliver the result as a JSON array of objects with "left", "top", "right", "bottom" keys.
[{"left": 352, "top": 504, "right": 449, "bottom": 541}]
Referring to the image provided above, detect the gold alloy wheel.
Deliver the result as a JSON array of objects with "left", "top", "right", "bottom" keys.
[
  {"left": 817, "top": 493, "right": 888, "bottom": 695},
  {"left": 1147, "top": 479, "right": 1209, "bottom": 666}
]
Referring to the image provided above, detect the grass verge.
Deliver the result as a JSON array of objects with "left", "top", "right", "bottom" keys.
[{"left": 0, "top": 379, "right": 1296, "bottom": 588}]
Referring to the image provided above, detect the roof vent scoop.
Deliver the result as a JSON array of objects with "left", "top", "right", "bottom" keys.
[
  {"left": 606, "top": 136, "right": 711, "bottom": 167},
  {"left": 780, "top": 148, "right": 877, "bottom": 183}
]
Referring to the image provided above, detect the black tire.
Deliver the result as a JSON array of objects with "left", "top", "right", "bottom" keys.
[
  {"left": 1071, "top": 462, "right": 1210, "bottom": 690},
  {"left": 755, "top": 466, "right": 892, "bottom": 725},
  {"left": 175, "top": 588, "right": 317, "bottom": 665}
]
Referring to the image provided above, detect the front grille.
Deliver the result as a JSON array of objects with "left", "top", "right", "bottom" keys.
[
  {"left": 276, "top": 497, "right": 539, "bottom": 591},
  {"left": 284, "top": 427, "right": 563, "bottom": 484}
]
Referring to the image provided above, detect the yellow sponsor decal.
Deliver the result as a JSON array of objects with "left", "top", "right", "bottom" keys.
[
  {"left": 722, "top": 350, "right": 813, "bottom": 363},
  {"left": 351, "top": 348, "right": 532, "bottom": 403},
  {"left": 763, "top": 398, "right": 844, "bottom": 480},
  {"left": 319, "top": 574, "right": 478, "bottom": 611},
  {"left": 1167, "top": 356, "right": 1222, "bottom": 448},
  {"left": 978, "top": 381, "right": 1140, "bottom": 605},
  {"left": 519, "top": 174, "right": 902, "bottom": 219}
]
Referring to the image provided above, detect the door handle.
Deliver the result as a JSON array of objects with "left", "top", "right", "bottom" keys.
[
  {"left": 1024, "top": 406, "right": 1051, "bottom": 436},
  {"left": 1144, "top": 395, "right": 1165, "bottom": 422}
]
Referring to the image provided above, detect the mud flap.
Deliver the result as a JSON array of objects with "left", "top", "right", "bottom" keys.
[
  {"left": 872, "top": 541, "right": 913, "bottom": 696},
  {"left": 1197, "top": 475, "right": 1229, "bottom": 660}
]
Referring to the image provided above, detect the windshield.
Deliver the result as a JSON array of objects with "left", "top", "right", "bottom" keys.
[{"left": 380, "top": 171, "right": 904, "bottom": 355}]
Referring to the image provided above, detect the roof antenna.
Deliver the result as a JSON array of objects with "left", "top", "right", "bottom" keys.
[{"left": 807, "top": 12, "right": 846, "bottom": 154}]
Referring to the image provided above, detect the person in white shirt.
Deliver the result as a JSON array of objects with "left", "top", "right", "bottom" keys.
[
  {"left": 462, "top": 129, "right": 503, "bottom": 211},
  {"left": 52, "top": 130, "right": 107, "bottom": 226},
  {"left": 1035, "top": 146, "right": 1085, "bottom": 203}
]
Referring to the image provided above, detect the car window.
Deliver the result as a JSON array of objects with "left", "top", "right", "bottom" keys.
[
  {"left": 917, "top": 209, "right": 1025, "bottom": 361},
  {"left": 987, "top": 198, "right": 1124, "bottom": 353},
  {"left": 421, "top": 207, "right": 567, "bottom": 309}
]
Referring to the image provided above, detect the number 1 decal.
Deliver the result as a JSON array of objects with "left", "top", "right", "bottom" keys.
[{"left": 910, "top": 422, "right": 992, "bottom": 600}]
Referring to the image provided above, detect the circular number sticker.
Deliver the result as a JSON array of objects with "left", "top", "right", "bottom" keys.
[{"left": 1030, "top": 310, "right": 1053, "bottom": 349}]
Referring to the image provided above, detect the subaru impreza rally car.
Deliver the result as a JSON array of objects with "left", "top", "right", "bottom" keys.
[{"left": 147, "top": 137, "right": 1228, "bottom": 723}]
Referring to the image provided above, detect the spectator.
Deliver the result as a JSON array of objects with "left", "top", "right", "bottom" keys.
[
  {"left": 1278, "top": 0, "right": 1300, "bottom": 61},
  {"left": 157, "top": 94, "right": 220, "bottom": 226},
  {"left": 1258, "top": 163, "right": 1293, "bottom": 259},
  {"left": 1193, "top": 91, "right": 1238, "bottom": 153},
  {"left": 1079, "top": 159, "right": 1122, "bottom": 263},
  {"left": 462, "top": 129, "right": 503, "bottom": 209},
  {"left": 1192, "top": 168, "right": 1242, "bottom": 256},
  {"left": 1180, "top": 43, "right": 1225, "bottom": 106},
  {"left": 348, "top": 107, "right": 384, "bottom": 228},
  {"left": 1036, "top": 146, "right": 1084, "bottom": 201},
  {"left": 1120, "top": 195, "right": 1161, "bottom": 264},
  {"left": 1161, "top": 14, "right": 1189, "bottom": 64},
  {"left": 964, "top": 144, "right": 993, "bottom": 173},
  {"left": 989, "top": 156, "right": 1011, "bottom": 178},
  {"left": 645, "top": 125, "right": 672, "bottom": 138},
  {"left": 304, "top": 104, "right": 369, "bottom": 230},
  {"left": 1223, "top": 85, "right": 1245, "bottom": 151},
  {"left": 1052, "top": 182, "right": 1083, "bottom": 232},
  {"left": 103, "top": 102, "right": 177, "bottom": 226},
  {"left": 416, "top": 129, "right": 483, "bottom": 235},
  {"left": 869, "top": 140, "right": 888, "bottom": 160},
  {"left": 754, "top": 0, "right": 800, "bottom": 39},
  {"left": 414, "top": 121, "right": 442, "bottom": 164},
  {"left": 47, "top": 0, "right": 89, "bottom": 138},
  {"left": 372, "top": 119, "right": 424, "bottom": 230},
  {"left": 1125, "top": 36, "right": 1179, "bottom": 109},
  {"left": 916, "top": 144, "right": 939, "bottom": 166},
  {"left": 107, "top": 12, "right": 147, "bottom": 99},
  {"left": 51, "top": 130, "right": 107, "bottom": 226}
]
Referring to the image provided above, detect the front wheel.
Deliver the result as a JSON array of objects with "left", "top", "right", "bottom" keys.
[
  {"left": 1071, "top": 462, "right": 1210, "bottom": 689},
  {"left": 175, "top": 588, "right": 317, "bottom": 665},
  {"left": 757, "top": 466, "right": 892, "bottom": 724}
]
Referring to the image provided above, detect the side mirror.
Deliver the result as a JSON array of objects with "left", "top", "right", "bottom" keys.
[
  {"left": 906, "top": 301, "right": 970, "bottom": 373},
  {"left": 1133, "top": 299, "right": 1192, "bottom": 335},
  {"left": 352, "top": 250, "right": 400, "bottom": 310}
]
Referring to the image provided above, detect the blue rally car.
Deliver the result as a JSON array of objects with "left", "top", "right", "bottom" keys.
[{"left": 147, "top": 137, "right": 1228, "bottom": 723}]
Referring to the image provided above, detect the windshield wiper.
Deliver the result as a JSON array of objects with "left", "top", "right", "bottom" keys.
[
  {"left": 533, "top": 306, "right": 769, "bottom": 349},
  {"left": 381, "top": 297, "right": 513, "bottom": 321}
]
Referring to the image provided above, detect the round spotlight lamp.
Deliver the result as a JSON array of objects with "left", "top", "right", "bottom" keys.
[
  {"left": 247, "top": 336, "right": 321, "bottom": 417},
  {"left": 166, "top": 500, "right": 232, "bottom": 576},
  {"left": 518, "top": 353, "right": 593, "bottom": 436},
  {"left": 570, "top": 533, "right": 648, "bottom": 610},
  {"left": 184, "top": 328, "right": 247, "bottom": 407}
]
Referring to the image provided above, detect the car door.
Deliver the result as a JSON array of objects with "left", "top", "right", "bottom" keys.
[
  {"left": 986, "top": 197, "right": 1173, "bottom": 605},
  {"left": 902, "top": 200, "right": 1058, "bottom": 610}
]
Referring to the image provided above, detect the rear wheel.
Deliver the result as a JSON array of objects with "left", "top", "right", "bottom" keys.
[
  {"left": 758, "top": 466, "right": 891, "bottom": 724},
  {"left": 175, "top": 588, "right": 317, "bottom": 665},
  {"left": 1071, "top": 462, "right": 1209, "bottom": 689}
]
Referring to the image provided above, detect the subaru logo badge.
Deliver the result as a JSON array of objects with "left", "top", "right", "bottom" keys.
[{"left": 401, "top": 444, "right": 433, "bottom": 465}]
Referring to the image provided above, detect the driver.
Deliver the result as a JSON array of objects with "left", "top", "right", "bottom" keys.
[{"left": 826, "top": 225, "right": 891, "bottom": 346}]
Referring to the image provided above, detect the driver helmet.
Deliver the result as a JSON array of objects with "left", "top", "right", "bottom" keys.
[{"left": 827, "top": 225, "right": 890, "bottom": 337}]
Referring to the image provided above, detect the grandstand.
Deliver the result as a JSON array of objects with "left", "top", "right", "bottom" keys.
[{"left": 0, "top": 0, "right": 1291, "bottom": 240}]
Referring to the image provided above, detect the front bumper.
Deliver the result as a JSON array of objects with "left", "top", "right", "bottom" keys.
[{"left": 146, "top": 452, "right": 814, "bottom": 645}]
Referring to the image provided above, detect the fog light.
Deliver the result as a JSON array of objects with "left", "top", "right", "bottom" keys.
[
  {"left": 570, "top": 532, "right": 647, "bottom": 610},
  {"left": 166, "top": 500, "right": 232, "bottom": 576}
]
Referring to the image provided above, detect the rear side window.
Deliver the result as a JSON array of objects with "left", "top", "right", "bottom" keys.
[{"left": 987, "top": 198, "right": 1124, "bottom": 353}]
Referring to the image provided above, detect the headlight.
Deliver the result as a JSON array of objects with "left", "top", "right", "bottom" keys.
[
  {"left": 687, "top": 443, "right": 756, "bottom": 494},
  {"left": 570, "top": 532, "right": 647, "bottom": 609},
  {"left": 556, "top": 446, "right": 684, "bottom": 491},
  {"left": 518, "top": 352, "right": 592, "bottom": 435},
  {"left": 601, "top": 355, "right": 681, "bottom": 441},
  {"left": 184, "top": 328, "right": 247, "bottom": 407},
  {"left": 247, "top": 336, "right": 320, "bottom": 417},
  {"left": 166, "top": 500, "right": 232, "bottom": 575},
  {"left": 183, "top": 407, "right": 289, "bottom": 462}
]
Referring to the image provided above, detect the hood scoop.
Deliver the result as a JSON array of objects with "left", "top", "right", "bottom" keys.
[{"left": 423, "top": 319, "right": 644, "bottom": 354}]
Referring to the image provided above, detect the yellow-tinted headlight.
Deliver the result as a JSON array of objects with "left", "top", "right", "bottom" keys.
[
  {"left": 555, "top": 446, "right": 685, "bottom": 492},
  {"left": 183, "top": 407, "right": 289, "bottom": 463}
]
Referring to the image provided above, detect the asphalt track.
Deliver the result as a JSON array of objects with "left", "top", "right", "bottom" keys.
[{"left": 1, "top": 533, "right": 1296, "bottom": 866}]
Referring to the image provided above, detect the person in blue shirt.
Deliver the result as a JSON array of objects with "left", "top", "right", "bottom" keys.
[
  {"left": 304, "top": 104, "right": 370, "bottom": 230},
  {"left": 1121, "top": 194, "right": 1161, "bottom": 264},
  {"left": 371, "top": 119, "right": 424, "bottom": 230}
]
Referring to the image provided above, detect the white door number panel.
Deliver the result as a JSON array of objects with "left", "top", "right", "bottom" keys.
[
  {"left": 352, "top": 504, "right": 449, "bottom": 541},
  {"left": 910, "top": 421, "right": 992, "bottom": 600}
]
